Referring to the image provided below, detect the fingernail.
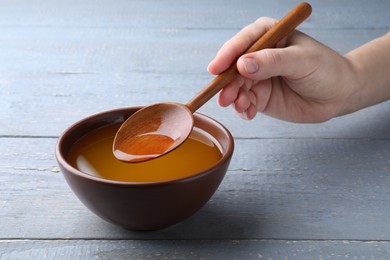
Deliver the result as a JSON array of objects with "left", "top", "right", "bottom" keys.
[
  {"left": 207, "top": 59, "right": 215, "bottom": 73},
  {"left": 242, "top": 58, "right": 259, "bottom": 74},
  {"left": 207, "top": 63, "right": 211, "bottom": 73},
  {"left": 242, "top": 112, "right": 249, "bottom": 120},
  {"left": 238, "top": 111, "right": 250, "bottom": 120}
]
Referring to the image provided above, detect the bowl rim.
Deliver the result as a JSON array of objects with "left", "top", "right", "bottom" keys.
[{"left": 55, "top": 106, "right": 234, "bottom": 187}]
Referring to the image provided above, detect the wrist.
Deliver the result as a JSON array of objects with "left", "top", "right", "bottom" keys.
[
  {"left": 339, "top": 33, "right": 390, "bottom": 116},
  {"left": 336, "top": 54, "right": 365, "bottom": 116}
]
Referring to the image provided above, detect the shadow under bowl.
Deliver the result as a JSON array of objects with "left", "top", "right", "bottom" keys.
[{"left": 55, "top": 107, "right": 234, "bottom": 230}]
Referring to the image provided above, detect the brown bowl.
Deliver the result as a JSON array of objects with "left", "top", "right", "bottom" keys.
[{"left": 55, "top": 107, "right": 234, "bottom": 230}]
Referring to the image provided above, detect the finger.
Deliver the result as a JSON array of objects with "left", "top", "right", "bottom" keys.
[
  {"left": 250, "top": 79, "right": 273, "bottom": 113},
  {"left": 208, "top": 17, "right": 277, "bottom": 75},
  {"left": 234, "top": 88, "right": 252, "bottom": 113},
  {"left": 246, "top": 104, "right": 258, "bottom": 120},
  {"left": 235, "top": 102, "right": 257, "bottom": 120},
  {"left": 217, "top": 76, "right": 244, "bottom": 107},
  {"left": 234, "top": 80, "right": 271, "bottom": 119},
  {"left": 236, "top": 31, "right": 315, "bottom": 81},
  {"left": 240, "top": 91, "right": 258, "bottom": 120}
]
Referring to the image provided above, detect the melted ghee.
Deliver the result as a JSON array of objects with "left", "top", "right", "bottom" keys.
[{"left": 67, "top": 123, "right": 222, "bottom": 182}]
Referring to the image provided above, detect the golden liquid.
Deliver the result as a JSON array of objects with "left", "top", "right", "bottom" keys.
[{"left": 67, "top": 123, "right": 222, "bottom": 182}]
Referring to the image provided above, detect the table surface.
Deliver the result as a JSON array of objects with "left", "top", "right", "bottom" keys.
[{"left": 1, "top": 0, "right": 390, "bottom": 259}]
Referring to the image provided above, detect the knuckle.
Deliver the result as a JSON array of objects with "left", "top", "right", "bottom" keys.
[
  {"left": 262, "top": 49, "right": 280, "bottom": 66},
  {"left": 255, "top": 16, "right": 277, "bottom": 24},
  {"left": 255, "top": 17, "right": 278, "bottom": 28}
]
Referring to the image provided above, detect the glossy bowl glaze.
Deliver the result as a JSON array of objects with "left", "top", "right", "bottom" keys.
[{"left": 55, "top": 107, "right": 234, "bottom": 230}]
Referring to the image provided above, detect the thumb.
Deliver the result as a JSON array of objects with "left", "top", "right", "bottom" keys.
[{"left": 236, "top": 47, "right": 301, "bottom": 81}]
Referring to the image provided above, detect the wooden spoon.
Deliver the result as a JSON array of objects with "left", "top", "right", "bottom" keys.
[{"left": 113, "top": 2, "right": 312, "bottom": 163}]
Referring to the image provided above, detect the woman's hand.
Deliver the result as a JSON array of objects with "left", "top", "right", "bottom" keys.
[{"left": 208, "top": 17, "right": 359, "bottom": 123}]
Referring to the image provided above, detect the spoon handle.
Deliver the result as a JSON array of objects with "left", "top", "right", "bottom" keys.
[{"left": 186, "top": 2, "right": 312, "bottom": 113}]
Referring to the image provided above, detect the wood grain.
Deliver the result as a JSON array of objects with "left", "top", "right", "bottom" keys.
[
  {"left": 1, "top": 240, "right": 390, "bottom": 259},
  {"left": 0, "top": 27, "right": 388, "bottom": 138},
  {"left": 1, "top": 138, "right": 390, "bottom": 240},
  {"left": 0, "top": 2, "right": 388, "bottom": 138}
]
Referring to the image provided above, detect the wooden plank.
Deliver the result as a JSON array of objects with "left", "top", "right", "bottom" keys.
[
  {"left": 0, "top": 0, "right": 389, "bottom": 30},
  {"left": 1, "top": 239, "right": 390, "bottom": 259},
  {"left": 1, "top": 1, "right": 389, "bottom": 138},
  {"left": 1, "top": 137, "right": 390, "bottom": 240},
  {"left": 0, "top": 27, "right": 388, "bottom": 138}
]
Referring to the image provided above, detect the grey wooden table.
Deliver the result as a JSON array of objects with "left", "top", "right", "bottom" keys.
[{"left": 1, "top": 0, "right": 390, "bottom": 259}]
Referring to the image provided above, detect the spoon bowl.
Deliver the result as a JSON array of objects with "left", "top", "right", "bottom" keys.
[{"left": 113, "top": 103, "right": 193, "bottom": 162}]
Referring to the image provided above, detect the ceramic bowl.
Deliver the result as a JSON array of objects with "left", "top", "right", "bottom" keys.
[{"left": 55, "top": 107, "right": 234, "bottom": 230}]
